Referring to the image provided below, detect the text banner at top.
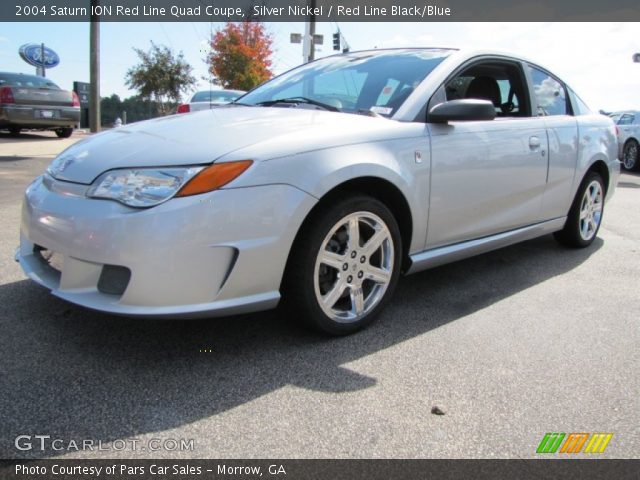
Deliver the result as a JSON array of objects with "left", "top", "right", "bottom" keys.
[{"left": 3, "top": 0, "right": 640, "bottom": 22}]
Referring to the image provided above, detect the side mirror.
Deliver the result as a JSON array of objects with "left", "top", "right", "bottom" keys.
[{"left": 428, "top": 99, "right": 496, "bottom": 123}]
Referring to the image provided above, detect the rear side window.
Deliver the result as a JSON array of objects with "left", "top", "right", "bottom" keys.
[
  {"left": 568, "top": 88, "right": 592, "bottom": 116},
  {"left": 528, "top": 65, "right": 568, "bottom": 116},
  {"left": 618, "top": 114, "right": 635, "bottom": 125},
  {"left": 0, "top": 73, "right": 60, "bottom": 89}
]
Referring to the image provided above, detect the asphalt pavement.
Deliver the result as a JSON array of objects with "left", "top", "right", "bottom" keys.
[{"left": 0, "top": 130, "right": 638, "bottom": 459}]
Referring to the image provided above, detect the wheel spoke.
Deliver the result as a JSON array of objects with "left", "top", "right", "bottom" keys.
[
  {"left": 319, "top": 250, "right": 344, "bottom": 270},
  {"left": 362, "top": 226, "right": 388, "bottom": 255},
  {"left": 322, "top": 281, "right": 346, "bottom": 309},
  {"left": 364, "top": 265, "right": 391, "bottom": 284},
  {"left": 350, "top": 287, "right": 365, "bottom": 315},
  {"left": 580, "top": 208, "right": 589, "bottom": 220},
  {"left": 347, "top": 217, "right": 361, "bottom": 250},
  {"left": 580, "top": 220, "right": 589, "bottom": 239}
]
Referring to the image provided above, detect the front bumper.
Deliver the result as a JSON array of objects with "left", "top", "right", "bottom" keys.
[
  {"left": 16, "top": 174, "right": 316, "bottom": 318},
  {"left": 0, "top": 104, "right": 80, "bottom": 129}
]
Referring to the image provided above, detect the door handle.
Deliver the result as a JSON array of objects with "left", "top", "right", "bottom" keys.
[{"left": 529, "top": 136, "right": 541, "bottom": 149}]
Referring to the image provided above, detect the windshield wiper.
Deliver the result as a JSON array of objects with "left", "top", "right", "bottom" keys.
[{"left": 255, "top": 97, "right": 340, "bottom": 112}]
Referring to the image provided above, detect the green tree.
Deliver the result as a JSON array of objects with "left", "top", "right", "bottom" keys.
[
  {"left": 125, "top": 42, "right": 196, "bottom": 115},
  {"left": 208, "top": 22, "right": 273, "bottom": 91}
]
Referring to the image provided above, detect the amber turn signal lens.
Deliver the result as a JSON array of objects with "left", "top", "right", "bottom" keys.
[{"left": 176, "top": 160, "right": 253, "bottom": 197}]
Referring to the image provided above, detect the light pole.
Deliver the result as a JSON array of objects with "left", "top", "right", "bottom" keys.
[{"left": 89, "top": 0, "right": 101, "bottom": 133}]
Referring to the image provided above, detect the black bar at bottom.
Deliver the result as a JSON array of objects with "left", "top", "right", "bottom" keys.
[{"left": 1, "top": 459, "right": 639, "bottom": 480}]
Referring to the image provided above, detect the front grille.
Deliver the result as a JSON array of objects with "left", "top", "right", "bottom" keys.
[{"left": 97, "top": 265, "right": 131, "bottom": 296}]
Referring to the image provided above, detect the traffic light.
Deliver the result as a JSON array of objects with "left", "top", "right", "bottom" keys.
[{"left": 332, "top": 33, "right": 341, "bottom": 51}]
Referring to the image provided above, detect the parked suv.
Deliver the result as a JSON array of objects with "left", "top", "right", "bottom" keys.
[{"left": 0, "top": 72, "right": 80, "bottom": 138}]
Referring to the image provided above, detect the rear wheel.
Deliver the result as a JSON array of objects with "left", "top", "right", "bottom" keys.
[
  {"left": 55, "top": 127, "right": 73, "bottom": 138},
  {"left": 622, "top": 139, "right": 639, "bottom": 171},
  {"left": 8, "top": 126, "right": 21, "bottom": 136},
  {"left": 554, "top": 171, "right": 605, "bottom": 248},
  {"left": 284, "top": 195, "right": 402, "bottom": 335}
]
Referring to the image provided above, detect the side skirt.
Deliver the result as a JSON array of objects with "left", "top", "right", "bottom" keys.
[{"left": 407, "top": 217, "right": 566, "bottom": 275}]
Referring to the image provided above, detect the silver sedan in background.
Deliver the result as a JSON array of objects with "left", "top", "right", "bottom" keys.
[
  {"left": 610, "top": 110, "right": 640, "bottom": 171},
  {"left": 16, "top": 48, "right": 619, "bottom": 335},
  {"left": 176, "top": 89, "right": 246, "bottom": 114}
]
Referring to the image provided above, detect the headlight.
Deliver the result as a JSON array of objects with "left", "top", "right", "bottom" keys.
[{"left": 86, "top": 161, "right": 253, "bottom": 208}]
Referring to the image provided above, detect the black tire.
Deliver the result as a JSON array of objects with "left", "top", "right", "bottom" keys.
[
  {"left": 622, "top": 139, "right": 639, "bottom": 171},
  {"left": 283, "top": 194, "right": 402, "bottom": 335},
  {"left": 55, "top": 127, "right": 73, "bottom": 138},
  {"left": 8, "top": 126, "right": 21, "bottom": 136},
  {"left": 554, "top": 171, "right": 605, "bottom": 248}
]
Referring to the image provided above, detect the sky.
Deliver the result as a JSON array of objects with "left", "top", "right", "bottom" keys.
[{"left": 0, "top": 21, "right": 639, "bottom": 112}]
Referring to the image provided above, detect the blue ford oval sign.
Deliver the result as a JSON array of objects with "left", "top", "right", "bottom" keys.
[{"left": 19, "top": 44, "right": 60, "bottom": 69}]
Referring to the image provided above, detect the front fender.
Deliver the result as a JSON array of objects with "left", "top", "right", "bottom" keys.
[{"left": 226, "top": 138, "right": 431, "bottom": 254}]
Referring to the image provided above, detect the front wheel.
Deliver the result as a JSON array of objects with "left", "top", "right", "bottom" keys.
[
  {"left": 554, "top": 171, "right": 605, "bottom": 248},
  {"left": 284, "top": 195, "right": 402, "bottom": 335},
  {"left": 622, "top": 140, "right": 639, "bottom": 171}
]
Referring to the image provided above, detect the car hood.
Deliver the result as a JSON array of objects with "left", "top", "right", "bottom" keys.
[{"left": 48, "top": 106, "right": 417, "bottom": 184}]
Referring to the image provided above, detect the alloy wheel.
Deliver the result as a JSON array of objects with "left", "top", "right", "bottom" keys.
[
  {"left": 623, "top": 142, "right": 638, "bottom": 170},
  {"left": 578, "top": 180, "right": 603, "bottom": 241},
  {"left": 313, "top": 212, "right": 394, "bottom": 323}
]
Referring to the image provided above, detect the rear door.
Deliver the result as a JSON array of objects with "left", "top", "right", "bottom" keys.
[
  {"left": 425, "top": 58, "right": 549, "bottom": 248},
  {"left": 525, "top": 64, "right": 578, "bottom": 220}
]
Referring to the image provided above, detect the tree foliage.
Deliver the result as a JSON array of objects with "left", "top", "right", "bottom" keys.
[
  {"left": 125, "top": 42, "right": 195, "bottom": 115},
  {"left": 208, "top": 22, "right": 274, "bottom": 91}
]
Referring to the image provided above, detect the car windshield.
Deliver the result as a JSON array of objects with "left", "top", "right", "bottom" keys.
[
  {"left": 239, "top": 49, "right": 453, "bottom": 117},
  {"left": 0, "top": 73, "right": 60, "bottom": 89},
  {"left": 192, "top": 90, "right": 242, "bottom": 103}
]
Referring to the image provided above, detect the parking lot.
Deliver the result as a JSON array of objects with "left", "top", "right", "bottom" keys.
[{"left": 0, "top": 130, "right": 638, "bottom": 459}]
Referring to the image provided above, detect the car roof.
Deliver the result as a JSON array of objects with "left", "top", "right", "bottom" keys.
[{"left": 322, "top": 47, "right": 560, "bottom": 76}]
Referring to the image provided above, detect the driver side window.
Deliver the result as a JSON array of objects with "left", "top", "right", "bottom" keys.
[{"left": 441, "top": 61, "right": 530, "bottom": 118}]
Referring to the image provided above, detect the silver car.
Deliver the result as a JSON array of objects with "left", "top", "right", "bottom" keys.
[
  {"left": 16, "top": 48, "right": 619, "bottom": 335},
  {"left": 610, "top": 111, "right": 639, "bottom": 171},
  {"left": 176, "top": 89, "right": 246, "bottom": 114},
  {"left": 0, "top": 72, "right": 80, "bottom": 138}
]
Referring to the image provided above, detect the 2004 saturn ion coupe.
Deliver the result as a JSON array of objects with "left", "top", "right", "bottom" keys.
[{"left": 16, "top": 48, "right": 620, "bottom": 335}]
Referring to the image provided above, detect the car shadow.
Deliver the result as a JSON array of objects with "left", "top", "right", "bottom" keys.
[
  {"left": 0, "top": 235, "right": 603, "bottom": 458},
  {"left": 0, "top": 132, "right": 63, "bottom": 143}
]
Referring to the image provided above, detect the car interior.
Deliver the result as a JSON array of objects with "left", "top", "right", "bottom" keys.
[{"left": 444, "top": 62, "right": 530, "bottom": 117}]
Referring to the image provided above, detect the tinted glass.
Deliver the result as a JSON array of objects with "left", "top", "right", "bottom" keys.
[
  {"left": 618, "top": 114, "right": 634, "bottom": 125},
  {"left": 240, "top": 49, "right": 453, "bottom": 117},
  {"left": 0, "top": 73, "right": 60, "bottom": 89},
  {"left": 528, "top": 66, "right": 567, "bottom": 116}
]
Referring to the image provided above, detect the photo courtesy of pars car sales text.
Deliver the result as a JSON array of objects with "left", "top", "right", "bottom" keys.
[{"left": 15, "top": 464, "right": 286, "bottom": 476}]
